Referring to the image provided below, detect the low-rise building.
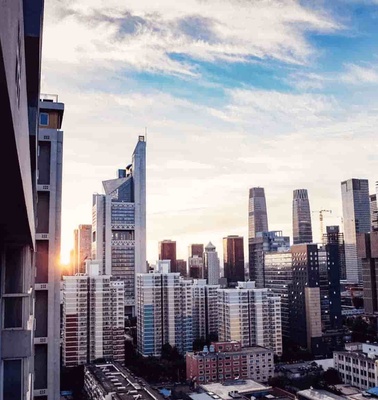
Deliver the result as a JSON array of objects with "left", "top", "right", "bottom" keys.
[
  {"left": 186, "top": 341, "right": 274, "bottom": 384},
  {"left": 334, "top": 342, "right": 378, "bottom": 390},
  {"left": 297, "top": 389, "right": 345, "bottom": 400}
]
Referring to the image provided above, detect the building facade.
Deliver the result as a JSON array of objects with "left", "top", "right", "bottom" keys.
[
  {"left": 341, "top": 178, "right": 370, "bottom": 283},
  {"left": 186, "top": 341, "right": 274, "bottom": 384},
  {"left": 370, "top": 194, "right": 378, "bottom": 232},
  {"left": 249, "top": 231, "right": 290, "bottom": 288},
  {"left": 204, "top": 242, "right": 220, "bottom": 285},
  {"left": 323, "top": 225, "right": 346, "bottom": 280},
  {"left": 248, "top": 188, "right": 269, "bottom": 240},
  {"left": 223, "top": 235, "right": 245, "bottom": 285},
  {"left": 74, "top": 224, "right": 91, "bottom": 274},
  {"left": 218, "top": 282, "right": 282, "bottom": 355},
  {"left": 159, "top": 240, "right": 177, "bottom": 272},
  {"left": 92, "top": 136, "right": 146, "bottom": 316},
  {"left": 292, "top": 189, "right": 313, "bottom": 245},
  {"left": 62, "top": 267, "right": 125, "bottom": 367},
  {"left": 136, "top": 273, "right": 193, "bottom": 356}
]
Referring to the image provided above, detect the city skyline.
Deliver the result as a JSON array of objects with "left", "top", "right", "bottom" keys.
[{"left": 39, "top": 1, "right": 378, "bottom": 264}]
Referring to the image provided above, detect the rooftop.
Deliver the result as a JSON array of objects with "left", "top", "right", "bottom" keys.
[
  {"left": 200, "top": 379, "right": 270, "bottom": 400},
  {"left": 297, "top": 389, "right": 345, "bottom": 400}
]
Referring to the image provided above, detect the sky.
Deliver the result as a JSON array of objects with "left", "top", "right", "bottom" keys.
[{"left": 41, "top": 0, "right": 378, "bottom": 265}]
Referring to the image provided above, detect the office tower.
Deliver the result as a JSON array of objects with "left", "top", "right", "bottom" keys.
[
  {"left": 290, "top": 244, "right": 322, "bottom": 354},
  {"left": 341, "top": 178, "right": 370, "bottom": 283},
  {"left": 292, "top": 189, "right": 313, "bottom": 245},
  {"left": 204, "top": 242, "right": 221, "bottom": 285},
  {"left": 1, "top": 1, "right": 45, "bottom": 398},
  {"left": 190, "top": 244, "right": 204, "bottom": 257},
  {"left": 248, "top": 187, "right": 269, "bottom": 239},
  {"left": 323, "top": 226, "right": 346, "bottom": 280},
  {"left": 188, "top": 244, "right": 204, "bottom": 278},
  {"left": 137, "top": 273, "right": 193, "bottom": 356},
  {"left": 223, "top": 235, "right": 245, "bottom": 285},
  {"left": 192, "top": 280, "right": 219, "bottom": 341},
  {"left": 34, "top": 97, "right": 65, "bottom": 398},
  {"left": 176, "top": 259, "right": 187, "bottom": 276},
  {"left": 357, "top": 232, "right": 378, "bottom": 314},
  {"left": 75, "top": 224, "right": 92, "bottom": 274},
  {"left": 370, "top": 194, "right": 378, "bottom": 231},
  {"left": 73, "top": 228, "right": 79, "bottom": 274},
  {"left": 218, "top": 282, "right": 282, "bottom": 355},
  {"left": 92, "top": 136, "right": 146, "bottom": 316},
  {"left": 158, "top": 240, "right": 177, "bottom": 272},
  {"left": 249, "top": 231, "right": 290, "bottom": 288},
  {"left": 264, "top": 251, "right": 293, "bottom": 339},
  {"left": 62, "top": 265, "right": 125, "bottom": 367}
]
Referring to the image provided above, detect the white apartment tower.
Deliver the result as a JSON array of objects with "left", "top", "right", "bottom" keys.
[
  {"left": 137, "top": 273, "right": 193, "bottom": 356},
  {"left": 218, "top": 282, "right": 282, "bottom": 355},
  {"left": 63, "top": 264, "right": 125, "bottom": 367},
  {"left": 204, "top": 242, "right": 220, "bottom": 285},
  {"left": 92, "top": 136, "right": 146, "bottom": 316},
  {"left": 192, "top": 280, "right": 219, "bottom": 341}
]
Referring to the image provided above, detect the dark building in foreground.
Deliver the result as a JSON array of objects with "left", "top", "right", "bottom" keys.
[
  {"left": 223, "top": 235, "right": 245, "bottom": 285},
  {"left": 292, "top": 189, "right": 313, "bottom": 245}
]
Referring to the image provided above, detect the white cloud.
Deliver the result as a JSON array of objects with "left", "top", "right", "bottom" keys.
[{"left": 341, "top": 63, "right": 378, "bottom": 84}]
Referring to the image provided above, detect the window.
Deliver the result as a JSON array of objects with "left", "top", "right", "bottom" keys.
[
  {"left": 3, "top": 359, "right": 22, "bottom": 400},
  {"left": 40, "top": 113, "right": 49, "bottom": 126}
]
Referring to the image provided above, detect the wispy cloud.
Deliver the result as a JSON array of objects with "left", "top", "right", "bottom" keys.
[{"left": 341, "top": 63, "right": 378, "bottom": 84}]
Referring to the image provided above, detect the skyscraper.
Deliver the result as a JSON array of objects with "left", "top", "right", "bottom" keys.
[
  {"left": 218, "top": 282, "right": 282, "bottom": 355},
  {"left": 292, "top": 189, "right": 313, "bottom": 245},
  {"left": 341, "top": 178, "right": 370, "bottom": 283},
  {"left": 74, "top": 224, "right": 92, "bottom": 274},
  {"left": 370, "top": 194, "right": 378, "bottom": 232},
  {"left": 92, "top": 136, "right": 146, "bottom": 316},
  {"left": 159, "top": 240, "right": 177, "bottom": 272},
  {"left": 35, "top": 96, "right": 64, "bottom": 398},
  {"left": 223, "top": 235, "right": 245, "bottom": 285},
  {"left": 323, "top": 226, "right": 346, "bottom": 280},
  {"left": 136, "top": 273, "right": 193, "bottom": 356},
  {"left": 204, "top": 242, "right": 220, "bottom": 285},
  {"left": 248, "top": 187, "right": 269, "bottom": 239}
]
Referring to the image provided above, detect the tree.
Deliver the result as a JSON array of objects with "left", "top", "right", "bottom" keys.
[{"left": 323, "top": 368, "right": 342, "bottom": 385}]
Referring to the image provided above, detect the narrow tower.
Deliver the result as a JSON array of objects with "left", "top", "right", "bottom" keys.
[
  {"left": 248, "top": 187, "right": 269, "bottom": 239},
  {"left": 292, "top": 189, "right": 313, "bottom": 245}
]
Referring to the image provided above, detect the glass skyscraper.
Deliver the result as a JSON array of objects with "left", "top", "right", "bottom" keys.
[
  {"left": 248, "top": 187, "right": 269, "bottom": 239},
  {"left": 292, "top": 189, "right": 313, "bottom": 245}
]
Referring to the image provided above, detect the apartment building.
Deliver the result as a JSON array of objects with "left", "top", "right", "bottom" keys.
[{"left": 186, "top": 341, "right": 274, "bottom": 383}]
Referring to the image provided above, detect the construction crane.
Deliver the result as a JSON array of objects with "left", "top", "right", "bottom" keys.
[{"left": 312, "top": 209, "right": 332, "bottom": 243}]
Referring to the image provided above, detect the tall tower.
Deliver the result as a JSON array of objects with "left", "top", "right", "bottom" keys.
[
  {"left": 341, "top": 178, "right": 370, "bottom": 283},
  {"left": 248, "top": 187, "right": 269, "bottom": 239},
  {"left": 223, "top": 235, "right": 245, "bottom": 285},
  {"left": 204, "top": 242, "right": 220, "bottom": 285},
  {"left": 92, "top": 136, "right": 146, "bottom": 316},
  {"left": 292, "top": 189, "right": 313, "bottom": 245},
  {"left": 158, "top": 240, "right": 177, "bottom": 272},
  {"left": 35, "top": 97, "right": 64, "bottom": 398},
  {"left": 76, "top": 224, "right": 91, "bottom": 274},
  {"left": 188, "top": 244, "right": 204, "bottom": 278}
]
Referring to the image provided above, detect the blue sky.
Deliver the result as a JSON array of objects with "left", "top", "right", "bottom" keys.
[{"left": 41, "top": 0, "right": 378, "bottom": 263}]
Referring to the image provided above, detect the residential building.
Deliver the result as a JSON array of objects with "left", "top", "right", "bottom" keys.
[
  {"left": 248, "top": 187, "right": 269, "bottom": 239},
  {"left": 34, "top": 96, "right": 64, "bottom": 399},
  {"left": 370, "top": 194, "right": 378, "bottom": 232},
  {"left": 292, "top": 189, "right": 313, "bottom": 245},
  {"left": 357, "top": 231, "right": 378, "bottom": 314},
  {"left": 1, "top": 1, "right": 45, "bottom": 398},
  {"left": 249, "top": 231, "right": 290, "bottom": 288},
  {"left": 223, "top": 235, "right": 245, "bottom": 285},
  {"left": 159, "top": 240, "right": 177, "bottom": 272},
  {"left": 186, "top": 341, "right": 274, "bottom": 383},
  {"left": 75, "top": 224, "right": 91, "bottom": 274},
  {"left": 136, "top": 273, "right": 193, "bottom": 356},
  {"left": 341, "top": 178, "right": 370, "bottom": 283},
  {"left": 218, "top": 282, "right": 282, "bottom": 355},
  {"left": 62, "top": 264, "right": 125, "bottom": 367},
  {"left": 334, "top": 342, "right": 378, "bottom": 390},
  {"left": 192, "top": 280, "right": 219, "bottom": 341},
  {"left": 92, "top": 136, "right": 146, "bottom": 316},
  {"left": 204, "top": 242, "right": 221, "bottom": 285}
]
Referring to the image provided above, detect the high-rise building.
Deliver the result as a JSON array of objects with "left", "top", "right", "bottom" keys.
[
  {"left": 136, "top": 273, "right": 193, "bottom": 356},
  {"left": 223, "top": 235, "right": 245, "bottom": 285},
  {"left": 73, "top": 228, "right": 79, "bottom": 274},
  {"left": 341, "top": 178, "right": 370, "bottom": 283},
  {"left": 92, "top": 136, "right": 146, "bottom": 316},
  {"left": 248, "top": 188, "right": 269, "bottom": 239},
  {"left": 1, "top": 2, "right": 46, "bottom": 398},
  {"left": 176, "top": 259, "right": 187, "bottom": 276},
  {"left": 249, "top": 231, "right": 290, "bottom": 288},
  {"left": 204, "top": 242, "right": 220, "bottom": 285},
  {"left": 323, "top": 226, "right": 346, "bottom": 280},
  {"left": 158, "top": 240, "right": 177, "bottom": 272},
  {"left": 62, "top": 264, "right": 125, "bottom": 367},
  {"left": 357, "top": 231, "right": 378, "bottom": 314},
  {"left": 188, "top": 244, "right": 204, "bottom": 278},
  {"left": 370, "top": 194, "right": 378, "bottom": 232},
  {"left": 34, "top": 97, "right": 65, "bottom": 398},
  {"left": 292, "top": 189, "right": 313, "bottom": 245},
  {"left": 218, "top": 282, "right": 282, "bottom": 355},
  {"left": 75, "top": 224, "right": 91, "bottom": 274},
  {"left": 192, "top": 280, "right": 219, "bottom": 341}
]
